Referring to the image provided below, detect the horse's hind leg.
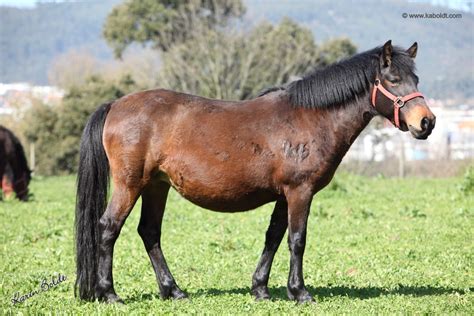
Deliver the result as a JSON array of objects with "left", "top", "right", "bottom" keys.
[
  {"left": 96, "top": 182, "right": 141, "bottom": 303},
  {"left": 252, "top": 198, "right": 288, "bottom": 300},
  {"left": 138, "top": 180, "right": 186, "bottom": 300}
]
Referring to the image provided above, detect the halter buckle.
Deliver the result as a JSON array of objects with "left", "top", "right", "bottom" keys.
[
  {"left": 394, "top": 97, "right": 404, "bottom": 108},
  {"left": 374, "top": 79, "right": 380, "bottom": 86}
]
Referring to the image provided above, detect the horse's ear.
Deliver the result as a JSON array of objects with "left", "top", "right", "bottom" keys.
[
  {"left": 381, "top": 40, "right": 392, "bottom": 68},
  {"left": 406, "top": 42, "right": 418, "bottom": 59}
]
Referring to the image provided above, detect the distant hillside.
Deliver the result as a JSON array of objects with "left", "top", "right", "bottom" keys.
[
  {"left": 0, "top": 0, "right": 472, "bottom": 100},
  {"left": 249, "top": 0, "right": 474, "bottom": 99},
  {"left": 0, "top": 0, "right": 120, "bottom": 84}
]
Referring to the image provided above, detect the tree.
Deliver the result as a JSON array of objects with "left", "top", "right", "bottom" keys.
[
  {"left": 157, "top": 19, "right": 357, "bottom": 100},
  {"left": 316, "top": 38, "right": 357, "bottom": 66},
  {"left": 22, "top": 102, "right": 60, "bottom": 175},
  {"left": 103, "top": 0, "right": 245, "bottom": 57},
  {"left": 102, "top": 47, "right": 161, "bottom": 89},
  {"left": 158, "top": 18, "right": 324, "bottom": 99},
  {"left": 48, "top": 49, "right": 100, "bottom": 90}
]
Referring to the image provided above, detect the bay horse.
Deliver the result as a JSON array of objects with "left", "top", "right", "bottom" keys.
[
  {"left": 0, "top": 126, "right": 31, "bottom": 201},
  {"left": 75, "top": 41, "right": 436, "bottom": 303}
]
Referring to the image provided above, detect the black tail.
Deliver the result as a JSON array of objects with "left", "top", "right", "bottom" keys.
[{"left": 75, "top": 102, "right": 112, "bottom": 300}]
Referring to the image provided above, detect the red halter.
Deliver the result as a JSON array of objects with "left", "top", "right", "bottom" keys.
[{"left": 371, "top": 78, "right": 424, "bottom": 129}]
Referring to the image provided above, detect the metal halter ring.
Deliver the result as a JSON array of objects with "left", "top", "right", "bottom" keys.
[{"left": 394, "top": 97, "right": 405, "bottom": 108}]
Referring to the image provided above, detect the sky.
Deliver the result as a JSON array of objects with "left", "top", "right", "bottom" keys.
[
  {"left": 0, "top": 0, "right": 472, "bottom": 12},
  {"left": 0, "top": 0, "right": 36, "bottom": 7},
  {"left": 0, "top": 0, "right": 37, "bottom": 7},
  {"left": 0, "top": 0, "right": 71, "bottom": 7}
]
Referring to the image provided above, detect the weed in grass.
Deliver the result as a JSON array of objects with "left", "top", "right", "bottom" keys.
[
  {"left": 454, "top": 207, "right": 472, "bottom": 217},
  {"left": 315, "top": 202, "right": 331, "bottom": 219},
  {"left": 326, "top": 179, "right": 347, "bottom": 194},
  {"left": 400, "top": 206, "right": 427, "bottom": 218},
  {"left": 457, "top": 166, "right": 474, "bottom": 196}
]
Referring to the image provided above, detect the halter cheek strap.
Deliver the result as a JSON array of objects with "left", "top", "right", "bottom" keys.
[{"left": 371, "top": 78, "right": 424, "bottom": 129}]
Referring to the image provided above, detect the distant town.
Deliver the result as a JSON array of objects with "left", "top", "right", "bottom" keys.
[{"left": 0, "top": 83, "right": 63, "bottom": 115}]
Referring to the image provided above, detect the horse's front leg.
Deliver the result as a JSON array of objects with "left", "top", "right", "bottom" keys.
[
  {"left": 252, "top": 198, "right": 288, "bottom": 300},
  {"left": 285, "top": 185, "right": 315, "bottom": 303}
]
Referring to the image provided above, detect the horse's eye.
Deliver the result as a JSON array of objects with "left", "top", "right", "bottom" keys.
[{"left": 389, "top": 78, "right": 401, "bottom": 85}]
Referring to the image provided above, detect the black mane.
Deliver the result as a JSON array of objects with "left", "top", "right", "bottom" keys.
[{"left": 262, "top": 46, "right": 415, "bottom": 109}]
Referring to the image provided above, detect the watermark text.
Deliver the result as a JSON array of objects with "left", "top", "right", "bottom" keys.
[
  {"left": 402, "top": 12, "right": 462, "bottom": 19},
  {"left": 11, "top": 273, "right": 67, "bottom": 305}
]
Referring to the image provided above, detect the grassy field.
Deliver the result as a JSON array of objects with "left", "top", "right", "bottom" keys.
[{"left": 0, "top": 173, "right": 472, "bottom": 314}]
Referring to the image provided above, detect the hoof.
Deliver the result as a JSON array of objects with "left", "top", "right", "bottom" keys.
[
  {"left": 252, "top": 286, "right": 271, "bottom": 301},
  {"left": 296, "top": 295, "right": 315, "bottom": 304},
  {"left": 171, "top": 289, "right": 188, "bottom": 300},
  {"left": 288, "top": 288, "right": 315, "bottom": 304},
  {"left": 100, "top": 293, "right": 124, "bottom": 304},
  {"left": 161, "top": 285, "right": 188, "bottom": 300}
]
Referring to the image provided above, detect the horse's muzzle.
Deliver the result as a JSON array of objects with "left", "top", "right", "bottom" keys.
[{"left": 409, "top": 115, "right": 436, "bottom": 139}]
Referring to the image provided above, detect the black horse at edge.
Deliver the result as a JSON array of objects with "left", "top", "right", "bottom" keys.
[{"left": 0, "top": 125, "right": 31, "bottom": 201}]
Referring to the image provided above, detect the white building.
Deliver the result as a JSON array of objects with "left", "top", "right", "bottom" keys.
[
  {"left": 345, "top": 102, "right": 474, "bottom": 162},
  {"left": 0, "top": 82, "right": 64, "bottom": 115}
]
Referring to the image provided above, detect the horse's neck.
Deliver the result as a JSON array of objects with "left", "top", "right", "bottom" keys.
[{"left": 315, "top": 97, "right": 374, "bottom": 156}]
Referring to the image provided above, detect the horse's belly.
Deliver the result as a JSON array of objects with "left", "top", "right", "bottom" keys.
[
  {"left": 159, "top": 170, "right": 277, "bottom": 212},
  {"left": 180, "top": 189, "right": 277, "bottom": 212}
]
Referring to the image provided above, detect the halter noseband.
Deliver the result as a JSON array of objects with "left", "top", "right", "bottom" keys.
[{"left": 371, "top": 78, "right": 424, "bottom": 129}]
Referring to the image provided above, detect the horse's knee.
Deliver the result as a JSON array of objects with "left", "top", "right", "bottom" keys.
[
  {"left": 137, "top": 223, "right": 160, "bottom": 250},
  {"left": 288, "top": 231, "right": 306, "bottom": 254}
]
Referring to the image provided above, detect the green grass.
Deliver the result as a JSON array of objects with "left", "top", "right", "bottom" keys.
[{"left": 1, "top": 173, "right": 472, "bottom": 314}]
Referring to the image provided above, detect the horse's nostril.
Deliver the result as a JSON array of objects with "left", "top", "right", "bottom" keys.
[{"left": 421, "top": 117, "right": 430, "bottom": 131}]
